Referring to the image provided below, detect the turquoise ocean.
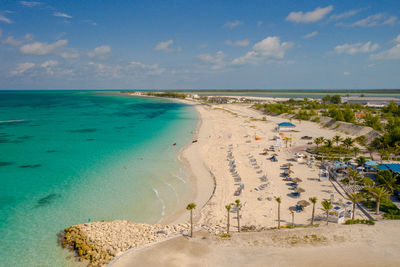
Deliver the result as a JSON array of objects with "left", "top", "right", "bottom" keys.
[{"left": 0, "top": 91, "right": 197, "bottom": 266}]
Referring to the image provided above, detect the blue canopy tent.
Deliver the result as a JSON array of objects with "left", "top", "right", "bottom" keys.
[
  {"left": 333, "top": 161, "right": 347, "bottom": 168},
  {"left": 277, "top": 122, "right": 296, "bottom": 132}
]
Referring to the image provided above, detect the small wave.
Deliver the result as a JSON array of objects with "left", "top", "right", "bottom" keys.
[
  {"left": 152, "top": 188, "right": 166, "bottom": 222},
  {"left": 172, "top": 173, "right": 186, "bottom": 184},
  {"left": 0, "top": 120, "right": 26, "bottom": 124},
  {"left": 162, "top": 180, "right": 179, "bottom": 203}
]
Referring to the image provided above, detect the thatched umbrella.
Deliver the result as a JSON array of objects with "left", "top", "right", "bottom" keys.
[
  {"left": 272, "top": 153, "right": 279, "bottom": 157},
  {"left": 297, "top": 200, "right": 310, "bottom": 207},
  {"left": 295, "top": 187, "right": 305, "bottom": 193},
  {"left": 285, "top": 170, "right": 294, "bottom": 175},
  {"left": 292, "top": 177, "right": 302, "bottom": 183}
]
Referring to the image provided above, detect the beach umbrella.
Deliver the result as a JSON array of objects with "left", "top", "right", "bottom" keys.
[
  {"left": 295, "top": 187, "right": 305, "bottom": 193},
  {"left": 297, "top": 200, "right": 310, "bottom": 207},
  {"left": 285, "top": 170, "right": 294, "bottom": 174},
  {"left": 292, "top": 177, "right": 302, "bottom": 183},
  {"left": 272, "top": 153, "right": 279, "bottom": 156}
]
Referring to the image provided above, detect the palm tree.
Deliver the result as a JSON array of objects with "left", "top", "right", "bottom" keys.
[
  {"left": 235, "top": 199, "right": 241, "bottom": 232},
  {"left": 376, "top": 170, "right": 400, "bottom": 194},
  {"left": 186, "top": 203, "right": 196, "bottom": 237},
  {"left": 309, "top": 197, "right": 317, "bottom": 225},
  {"left": 348, "top": 169, "right": 362, "bottom": 191},
  {"left": 290, "top": 209, "right": 295, "bottom": 227},
  {"left": 368, "top": 187, "right": 390, "bottom": 215},
  {"left": 320, "top": 200, "right": 333, "bottom": 225},
  {"left": 333, "top": 135, "right": 342, "bottom": 147},
  {"left": 367, "top": 146, "right": 375, "bottom": 160},
  {"left": 346, "top": 192, "right": 364, "bottom": 220},
  {"left": 342, "top": 137, "right": 354, "bottom": 150},
  {"left": 356, "top": 156, "right": 366, "bottom": 167},
  {"left": 378, "top": 149, "right": 388, "bottom": 164},
  {"left": 363, "top": 176, "right": 375, "bottom": 187},
  {"left": 356, "top": 156, "right": 366, "bottom": 172},
  {"left": 314, "top": 137, "right": 324, "bottom": 150},
  {"left": 353, "top": 147, "right": 360, "bottom": 158},
  {"left": 225, "top": 204, "right": 232, "bottom": 234},
  {"left": 324, "top": 139, "right": 333, "bottom": 148},
  {"left": 275, "top": 196, "right": 281, "bottom": 229}
]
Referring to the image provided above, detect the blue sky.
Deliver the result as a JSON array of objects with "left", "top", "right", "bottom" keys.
[{"left": 0, "top": 0, "right": 399, "bottom": 89}]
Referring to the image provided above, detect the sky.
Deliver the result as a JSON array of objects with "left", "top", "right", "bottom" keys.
[{"left": 0, "top": 0, "right": 399, "bottom": 90}]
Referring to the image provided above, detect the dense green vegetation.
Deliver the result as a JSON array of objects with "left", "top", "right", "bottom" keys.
[{"left": 345, "top": 219, "right": 375, "bottom": 225}]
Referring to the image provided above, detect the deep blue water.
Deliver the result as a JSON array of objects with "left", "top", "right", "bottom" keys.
[{"left": 0, "top": 91, "right": 197, "bottom": 266}]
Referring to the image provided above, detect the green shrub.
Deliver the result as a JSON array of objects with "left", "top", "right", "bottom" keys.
[{"left": 345, "top": 219, "right": 375, "bottom": 225}]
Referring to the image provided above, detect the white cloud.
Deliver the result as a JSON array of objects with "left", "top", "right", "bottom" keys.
[
  {"left": 224, "top": 20, "right": 243, "bottom": 29},
  {"left": 225, "top": 39, "right": 250, "bottom": 47},
  {"left": 4, "top": 36, "right": 23, "bottom": 46},
  {"left": 11, "top": 62, "right": 35, "bottom": 75},
  {"left": 197, "top": 51, "right": 226, "bottom": 70},
  {"left": 88, "top": 45, "right": 111, "bottom": 58},
  {"left": 20, "top": 39, "right": 67, "bottom": 55},
  {"left": 61, "top": 52, "right": 79, "bottom": 59},
  {"left": 232, "top": 36, "right": 293, "bottom": 65},
  {"left": 54, "top": 12, "right": 72, "bottom": 19},
  {"left": 154, "top": 40, "right": 174, "bottom": 52},
  {"left": 330, "top": 9, "right": 362, "bottom": 20},
  {"left": 344, "top": 72, "right": 351, "bottom": 76},
  {"left": 128, "top": 61, "right": 165, "bottom": 75},
  {"left": 370, "top": 44, "right": 400, "bottom": 60},
  {"left": 286, "top": 6, "right": 333, "bottom": 23},
  {"left": 40, "top": 60, "right": 58, "bottom": 75},
  {"left": 395, "top": 34, "right": 400, "bottom": 43},
  {"left": 0, "top": 28, "right": 2, "bottom": 38},
  {"left": 19, "top": 1, "right": 42, "bottom": 7},
  {"left": 303, "top": 31, "right": 318, "bottom": 39},
  {"left": 353, "top": 13, "right": 398, "bottom": 27},
  {"left": 334, "top": 41, "right": 380, "bottom": 55},
  {"left": 0, "top": 15, "right": 13, "bottom": 24}
]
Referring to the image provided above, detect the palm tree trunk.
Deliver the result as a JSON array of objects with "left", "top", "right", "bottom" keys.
[
  {"left": 227, "top": 210, "right": 230, "bottom": 234},
  {"left": 311, "top": 204, "right": 315, "bottom": 225},
  {"left": 278, "top": 203, "right": 281, "bottom": 229},
  {"left": 352, "top": 202, "right": 356, "bottom": 220},
  {"left": 326, "top": 211, "right": 329, "bottom": 225},
  {"left": 376, "top": 199, "right": 380, "bottom": 215},
  {"left": 237, "top": 210, "right": 240, "bottom": 232},
  {"left": 190, "top": 209, "right": 193, "bottom": 237}
]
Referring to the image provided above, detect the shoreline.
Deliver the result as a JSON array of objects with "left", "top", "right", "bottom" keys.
[{"left": 161, "top": 99, "right": 216, "bottom": 225}]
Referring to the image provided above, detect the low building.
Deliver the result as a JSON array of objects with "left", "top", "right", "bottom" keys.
[{"left": 343, "top": 97, "right": 400, "bottom": 107}]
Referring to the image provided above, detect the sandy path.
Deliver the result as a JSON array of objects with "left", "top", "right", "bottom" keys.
[{"left": 112, "top": 221, "right": 400, "bottom": 267}]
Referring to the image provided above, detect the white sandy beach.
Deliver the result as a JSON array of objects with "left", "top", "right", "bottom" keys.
[{"left": 109, "top": 99, "right": 399, "bottom": 267}]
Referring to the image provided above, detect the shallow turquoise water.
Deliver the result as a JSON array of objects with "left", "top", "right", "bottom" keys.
[{"left": 0, "top": 91, "right": 197, "bottom": 266}]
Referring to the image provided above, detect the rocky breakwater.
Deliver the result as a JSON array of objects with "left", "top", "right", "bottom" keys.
[{"left": 60, "top": 220, "right": 190, "bottom": 266}]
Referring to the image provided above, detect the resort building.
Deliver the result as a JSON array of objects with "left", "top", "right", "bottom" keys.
[{"left": 342, "top": 97, "right": 400, "bottom": 108}]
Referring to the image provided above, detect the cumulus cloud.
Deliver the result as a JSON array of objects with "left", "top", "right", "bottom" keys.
[
  {"left": 154, "top": 40, "right": 174, "bottom": 52},
  {"left": 88, "top": 45, "right": 111, "bottom": 58},
  {"left": 232, "top": 36, "right": 293, "bottom": 65},
  {"left": 370, "top": 44, "right": 400, "bottom": 60},
  {"left": 61, "top": 52, "right": 79, "bottom": 59},
  {"left": 334, "top": 41, "right": 380, "bottom": 55},
  {"left": 353, "top": 14, "right": 398, "bottom": 27},
  {"left": 4, "top": 36, "right": 23, "bottom": 46},
  {"left": 344, "top": 72, "right": 351, "bottom": 76},
  {"left": 54, "top": 12, "right": 72, "bottom": 19},
  {"left": 128, "top": 61, "right": 165, "bottom": 75},
  {"left": 303, "top": 31, "right": 318, "bottom": 39},
  {"left": 225, "top": 39, "right": 250, "bottom": 47},
  {"left": 197, "top": 51, "right": 226, "bottom": 70},
  {"left": 0, "top": 15, "right": 13, "bottom": 24},
  {"left": 40, "top": 60, "right": 58, "bottom": 75},
  {"left": 286, "top": 6, "right": 333, "bottom": 23},
  {"left": 395, "top": 34, "right": 400, "bottom": 43},
  {"left": 19, "top": 1, "right": 42, "bottom": 7},
  {"left": 11, "top": 62, "right": 35, "bottom": 75},
  {"left": 20, "top": 39, "right": 67, "bottom": 55},
  {"left": 330, "top": 9, "right": 362, "bottom": 21},
  {"left": 224, "top": 20, "right": 243, "bottom": 29}
]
